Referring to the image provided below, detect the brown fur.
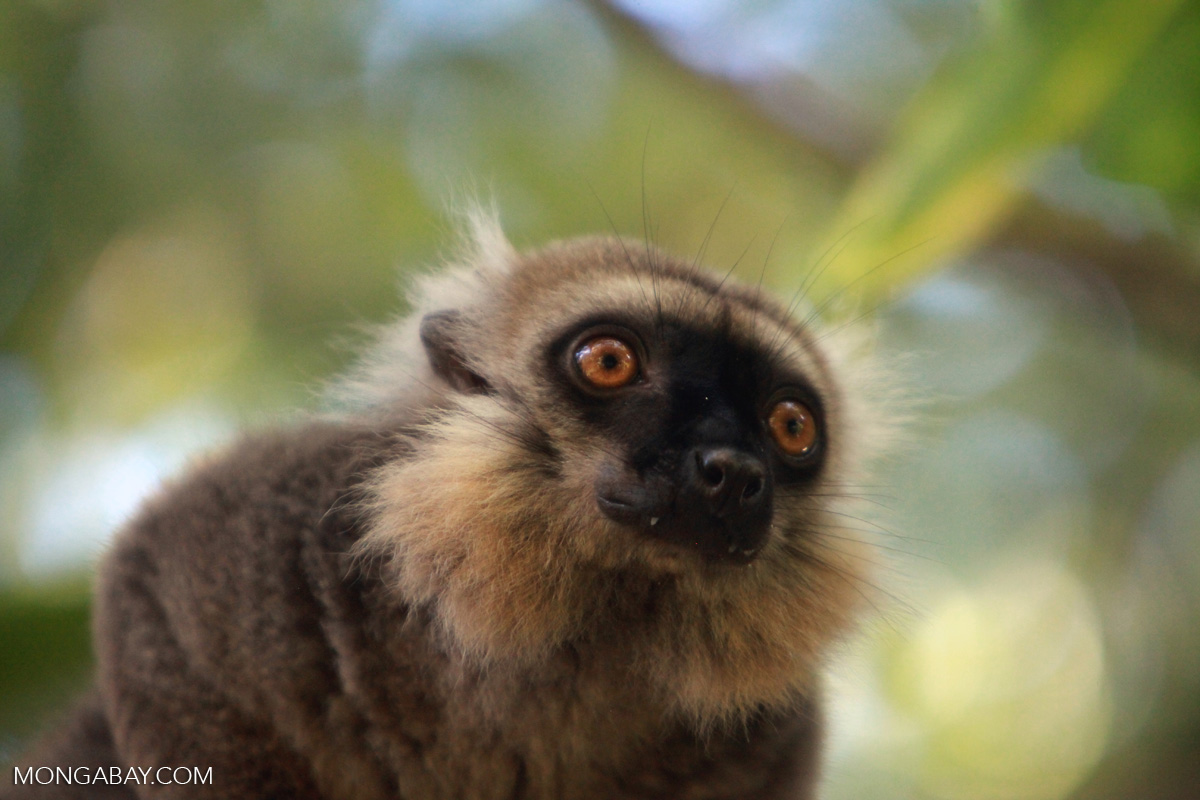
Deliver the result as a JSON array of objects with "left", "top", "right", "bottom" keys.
[{"left": 3, "top": 218, "right": 898, "bottom": 799}]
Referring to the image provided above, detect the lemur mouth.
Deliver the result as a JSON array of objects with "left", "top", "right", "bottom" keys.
[
  {"left": 595, "top": 492, "right": 651, "bottom": 524},
  {"left": 595, "top": 489, "right": 770, "bottom": 565}
]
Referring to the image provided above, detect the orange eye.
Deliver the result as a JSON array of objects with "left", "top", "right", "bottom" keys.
[
  {"left": 767, "top": 399, "right": 817, "bottom": 457},
  {"left": 575, "top": 336, "right": 638, "bottom": 389}
]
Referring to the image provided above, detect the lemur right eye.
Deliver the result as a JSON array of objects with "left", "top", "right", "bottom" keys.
[
  {"left": 767, "top": 399, "right": 818, "bottom": 458},
  {"left": 575, "top": 336, "right": 639, "bottom": 389}
]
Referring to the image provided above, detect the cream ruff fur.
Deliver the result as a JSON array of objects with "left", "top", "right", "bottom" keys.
[{"left": 352, "top": 215, "right": 900, "bottom": 731}]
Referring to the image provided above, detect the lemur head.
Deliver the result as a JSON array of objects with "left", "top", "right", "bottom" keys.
[{"left": 354, "top": 217, "right": 897, "bottom": 726}]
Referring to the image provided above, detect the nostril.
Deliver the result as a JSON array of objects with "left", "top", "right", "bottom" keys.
[
  {"left": 702, "top": 462, "right": 725, "bottom": 487},
  {"left": 742, "top": 476, "right": 763, "bottom": 502},
  {"left": 696, "top": 450, "right": 726, "bottom": 488}
]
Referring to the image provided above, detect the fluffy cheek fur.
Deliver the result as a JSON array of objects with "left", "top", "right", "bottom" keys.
[
  {"left": 357, "top": 399, "right": 607, "bottom": 667},
  {"left": 357, "top": 396, "right": 871, "bottom": 730}
]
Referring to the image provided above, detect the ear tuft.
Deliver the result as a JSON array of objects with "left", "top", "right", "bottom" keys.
[
  {"left": 461, "top": 203, "right": 517, "bottom": 277},
  {"left": 419, "top": 310, "right": 491, "bottom": 394}
]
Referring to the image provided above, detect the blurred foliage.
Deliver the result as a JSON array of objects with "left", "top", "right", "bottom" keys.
[
  {"left": 819, "top": 0, "right": 1186, "bottom": 298},
  {"left": 2, "top": 1, "right": 1199, "bottom": 798},
  {"left": 1084, "top": 1, "right": 1200, "bottom": 206},
  {"left": 0, "top": 584, "right": 92, "bottom": 746}
]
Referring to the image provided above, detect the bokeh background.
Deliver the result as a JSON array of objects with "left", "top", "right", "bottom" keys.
[{"left": 2, "top": 1, "right": 1198, "bottom": 797}]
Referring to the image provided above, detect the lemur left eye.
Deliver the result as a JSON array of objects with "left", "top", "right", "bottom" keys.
[
  {"left": 575, "top": 336, "right": 639, "bottom": 389},
  {"left": 767, "top": 399, "right": 818, "bottom": 458}
]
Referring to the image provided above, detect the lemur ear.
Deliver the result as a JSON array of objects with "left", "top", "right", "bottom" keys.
[{"left": 419, "top": 310, "right": 491, "bottom": 394}]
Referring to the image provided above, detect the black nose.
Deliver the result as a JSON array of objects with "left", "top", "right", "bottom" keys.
[{"left": 693, "top": 447, "right": 768, "bottom": 518}]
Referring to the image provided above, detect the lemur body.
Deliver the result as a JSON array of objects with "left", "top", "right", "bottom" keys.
[{"left": 4, "top": 220, "right": 897, "bottom": 799}]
